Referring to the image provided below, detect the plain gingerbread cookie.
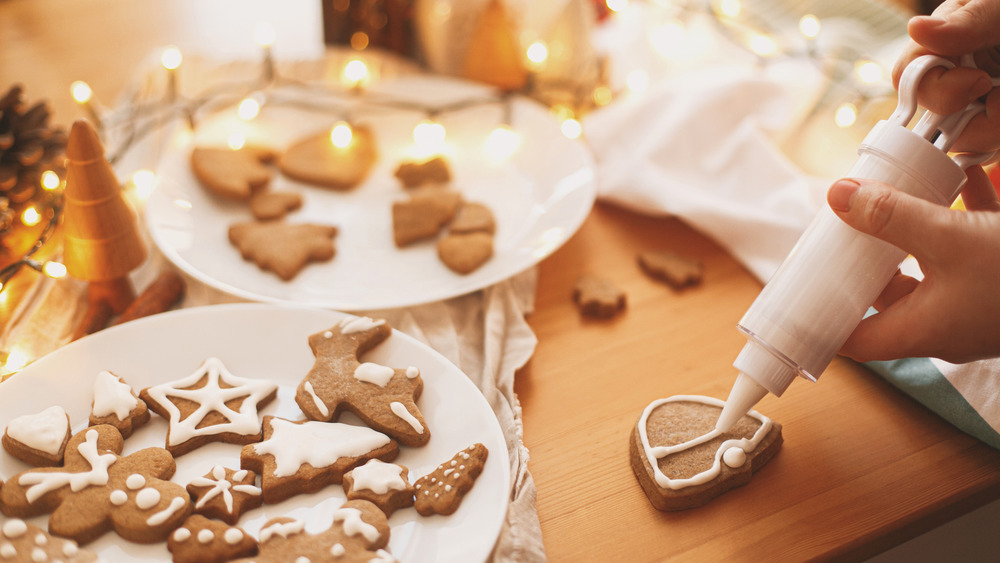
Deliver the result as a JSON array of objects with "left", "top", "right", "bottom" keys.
[
  {"left": 279, "top": 125, "right": 377, "bottom": 190},
  {"left": 190, "top": 146, "right": 275, "bottom": 201},
  {"left": 228, "top": 221, "right": 338, "bottom": 281}
]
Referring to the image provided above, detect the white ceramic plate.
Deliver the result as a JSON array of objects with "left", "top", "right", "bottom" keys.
[
  {"left": 0, "top": 304, "right": 510, "bottom": 562},
  {"left": 146, "top": 74, "right": 596, "bottom": 310}
]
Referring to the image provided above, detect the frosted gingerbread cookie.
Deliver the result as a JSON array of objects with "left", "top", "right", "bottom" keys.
[
  {"left": 228, "top": 221, "right": 338, "bottom": 281},
  {"left": 230, "top": 500, "right": 394, "bottom": 563},
  {"left": 89, "top": 370, "right": 150, "bottom": 439},
  {"left": 0, "top": 519, "right": 101, "bottom": 562},
  {"left": 279, "top": 125, "right": 377, "bottom": 190},
  {"left": 343, "top": 459, "right": 414, "bottom": 516},
  {"left": 630, "top": 395, "right": 782, "bottom": 511},
  {"left": 168, "top": 514, "right": 257, "bottom": 563},
  {"left": 140, "top": 357, "right": 278, "bottom": 456},
  {"left": 240, "top": 416, "right": 398, "bottom": 504},
  {"left": 2, "top": 406, "right": 71, "bottom": 467},
  {"left": 0, "top": 425, "right": 192, "bottom": 545},
  {"left": 294, "top": 316, "right": 430, "bottom": 447},
  {"left": 414, "top": 443, "right": 488, "bottom": 516},
  {"left": 393, "top": 155, "right": 451, "bottom": 188},
  {"left": 186, "top": 465, "right": 262, "bottom": 525},
  {"left": 190, "top": 146, "right": 276, "bottom": 201}
]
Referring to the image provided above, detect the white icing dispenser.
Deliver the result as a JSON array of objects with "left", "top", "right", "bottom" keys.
[{"left": 716, "top": 54, "right": 999, "bottom": 432}]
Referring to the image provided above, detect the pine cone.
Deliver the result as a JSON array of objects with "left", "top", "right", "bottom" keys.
[{"left": 0, "top": 84, "right": 67, "bottom": 206}]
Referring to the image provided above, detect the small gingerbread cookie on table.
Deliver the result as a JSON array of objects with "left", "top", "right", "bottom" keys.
[
  {"left": 343, "top": 459, "right": 415, "bottom": 516},
  {"left": 186, "top": 465, "right": 262, "bottom": 524},
  {"left": 0, "top": 518, "right": 100, "bottom": 562},
  {"left": 637, "top": 249, "right": 703, "bottom": 290},
  {"left": 2, "top": 406, "right": 71, "bottom": 467},
  {"left": 168, "top": 514, "right": 258, "bottom": 563},
  {"left": 414, "top": 443, "right": 488, "bottom": 516},
  {"left": 89, "top": 370, "right": 150, "bottom": 439},
  {"left": 572, "top": 274, "right": 626, "bottom": 319}
]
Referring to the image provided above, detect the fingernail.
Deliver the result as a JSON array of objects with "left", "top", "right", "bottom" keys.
[
  {"left": 913, "top": 15, "right": 946, "bottom": 27},
  {"left": 829, "top": 179, "right": 860, "bottom": 212},
  {"left": 969, "top": 76, "right": 993, "bottom": 101}
]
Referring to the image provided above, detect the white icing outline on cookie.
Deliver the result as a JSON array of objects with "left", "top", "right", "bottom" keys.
[
  {"left": 638, "top": 395, "right": 772, "bottom": 490},
  {"left": 252, "top": 419, "right": 391, "bottom": 478},
  {"left": 18, "top": 429, "right": 116, "bottom": 503},
  {"left": 92, "top": 370, "right": 139, "bottom": 420}
]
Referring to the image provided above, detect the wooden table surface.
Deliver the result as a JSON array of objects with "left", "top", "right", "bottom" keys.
[{"left": 3, "top": 0, "right": 999, "bottom": 561}]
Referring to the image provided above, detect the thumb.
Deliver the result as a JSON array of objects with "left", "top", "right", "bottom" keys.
[
  {"left": 826, "top": 179, "right": 952, "bottom": 262},
  {"left": 909, "top": 0, "right": 1000, "bottom": 56}
]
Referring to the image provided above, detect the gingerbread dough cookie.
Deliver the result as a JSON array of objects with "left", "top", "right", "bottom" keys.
[
  {"left": 0, "top": 519, "right": 100, "bottom": 562},
  {"left": 228, "top": 221, "right": 338, "bottom": 281},
  {"left": 279, "top": 125, "right": 377, "bottom": 190},
  {"left": 449, "top": 202, "right": 495, "bottom": 235},
  {"left": 294, "top": 316, "right": 430, "bottom": 447},
  {"left": 437, "top": 231, "right": 493, "bottom": 275},
  {"left": 89, "top": 370, "right": 150, "bottom": 439},
  {"left": 572, "top": 274, "right": 626, "bottom": 318},
  {"left": 637, "top": 249, "right": 703, "bottom": 289},
  {"left": 168, "top": 514, "right": 258, "bottom": 563},
  {"left": 393, "top": 155, "right": 451, "bottom": 188},
  {"left": 343, "top": 459, "right": 414, "bottom": 516},
  {"left": 391, "top": 187, "right": 463, "bottom": 247},
  {"left": 414, "top": 443, "right": 488, "bottom": 516},
  {"left": 191, "top": 146, "right": 275, "bottom": 201},
  {"left": 186, "top": 465, "right": 262, "bottom": 524},
  {"left": 3, "top": 406, "right": 71, "bottom": 467},
  {"left": 250, "top": 191, "right": 302, "bottom": 220},
  {"left": 630, "top": 395, "right": 782, "bottom": 511}
]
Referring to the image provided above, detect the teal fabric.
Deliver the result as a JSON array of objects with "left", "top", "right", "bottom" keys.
[{"left": 866, "top": 357, "right": 1000, "bottom": 451}]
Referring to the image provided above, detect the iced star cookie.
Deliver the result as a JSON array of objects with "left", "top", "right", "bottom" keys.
[
  {"left": 0, "top": 519, "right": 101, "bottom": 562},
  {"left": 186, "top": 465, "right": 262, "bottom": 524},
  {"left": 294, "top": 316, "right": 430, "bottom": 447},
  {"left": 630, "top": 395, "right": 782, "bottom": 511},
  {"left": 413, "top": 443, "right": 488, "bottom": 516},
  {"left": 342, "top": 459, "right": 414, "bottom": 516},
  {"left": 2, "top": 406, "right": 71, "bottom": 467},
  {"left": 89, "top": 370, "right": 150, "bottom": 439},
  {"left": 168, "top": 514, "right": 257, "bottom": 563},
  {"left": 140, "top": 357, "right": 278, "bottom": 456},
  {"left": 0, "top": 425, "right": 192, "bottom": 545},
  {"left": 229, "top": 500, "right": 394, "bottom": 563},
  {"left": 240, "top": 416, "right": 398, "bottom": 504}
]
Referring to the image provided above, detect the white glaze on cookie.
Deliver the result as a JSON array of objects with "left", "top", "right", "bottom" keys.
[
  {"left": 389, "top": 402, "right": 424, "bottom": 434},
  {"left": 350, "top": 459, "right": 406, "bottom": 494},
  {"left": 259, "top": 520, "right": 304, "bottom": 543},
  {"left": 92, "top": 370, "right": 138, "bottom": 420},
  {"left": 331, "top": 506, "right": 380, "bottom": 543},
  {"left": 6, "top": 406, "right": 69, "bottom": 456},
  {"left": 18, "top": 429, "right": 116, "bottom": 503},
  {"left": 338, "top": 317, "right": 385, "bottom": 335},
  {"left": 637, "top": 395, "right": 772, "bottom": 490},
  {"left": 303, "top": 381, "right": 330, "bottom": 417},
  {"left": 252, "top": 419, "right": 391, "bottom": 478},
  {"left": 189, "top": 464, "right": 261, "bottom": 512},
  {"left": 353, "top": 363, "right": 394, "bottom": 387},
  {"left": 147, "top": 497, "right": 187, "bottom": 526},
  {"left": 224, "top": 528, "right": 244, "bottom": 545}
]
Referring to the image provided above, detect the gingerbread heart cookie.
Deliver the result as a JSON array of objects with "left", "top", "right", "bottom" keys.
[
  {"left": 629, "top": 395, "right": 782, "bottom": 511},
  {"left": 437, "top": 231, "right": 493, "bottom": 275},
  {"left": 278, "top": 125, "right": 377, "bottom": 190},
  {"left": 2, "top": 406, "right": 71, "bottom": 467}
]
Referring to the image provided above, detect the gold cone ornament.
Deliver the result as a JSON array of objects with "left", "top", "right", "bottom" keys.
[
  {"left": 62, "top": 119, "right": 146, "bottom": 313},
  {"left": 460, "top": 0, "right": 528, "bottom": 92}
]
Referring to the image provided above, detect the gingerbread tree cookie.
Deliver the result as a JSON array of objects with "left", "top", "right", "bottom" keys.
[
  {"left": 228, "top": 221, "right": 338, "bottom": 281},
  {"left": 241, "top": 416, "right": 398, "bottom": 504},
  {"left": 414, "top": 443, "right": 488, "bottom": 516},
  {"left": 294, "top": 316, "right": 430, "bottom": 447},
  {"left": 168, "top": 514, "right": 258, "bottom": 563},
  {"left": 186, "top": 465, "right": 262, "bottom": 524},
  {"left": 140, "top": 357, "right": 278, "bottom": 456},
  {"left": 89, "top": 370, "right": 150, "bottom": 438},
  {"left": 0, "top": 425, "right": 192, "bottom": 545}
]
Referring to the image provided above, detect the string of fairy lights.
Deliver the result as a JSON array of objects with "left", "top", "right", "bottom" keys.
[{"left": 0, "top": 0, "right": 903, "bottom": 373}]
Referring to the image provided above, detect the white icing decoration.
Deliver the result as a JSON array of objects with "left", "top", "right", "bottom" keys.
[
  {"left": 91, "top": 370, "right": 138, "bottom": 420},
  {"left": 350, "top": 459, "right": 406, "bottom": 494},
  {"left": 303, "top": 381, "right": 329, "bottom": 417},
  {"left": 6, "top": 406, "right": 68, "bottom": 456},
  {"left": 224, "top": 528, "right": 243, "bottom": 545},
  {"left": 172, "top": 528, "right": 191, "bottom": 542},
  {"left": 461, "top": 453, "right": 469, "bottom": 460},
  {"left": 135, "top": 487, "right": 161, "bottom": 510},
  {"left": 259, "top": 520, "right": 304, "bottom": 543},
  {"left": 0, "top": 543, "right": 14, "bottom": 558},
  {"left": 331, "top": 542, "right": 345, "bottom": 556},
  {"left": 323, "top": 330, "right": 333, "bottom": 338},
  {"left": 332, "top": 507, "right": 380, "bottom": 543},
  {"left": 405, "top": 366, "right": 419, "bottom": 379},
  {"left": 450, "top": 461, "right": 456, "bottom": 466},
  {"left": 189, "top": 465, "right": 261, "bottom": 513},
  {"left": 19, "top": 429, "right": 116, "bottom": 503},
  {"left": 30, "top": 547, "right": 45, "bottom": 562},
  {"left": 442, "top": 469, "right": 452, "bottom": 477},
  {"left": 146, "top": 497, "right": 186, "bottom": 527},
  {"left": 638, "top": 395, "right": 772, "bottom": 490},
  {"left": 338, "top": 316, "right": 385, "bottom": 334},
  {"left": 459, "top": 465, "right": 465, "bottom": 470},
  {"left": 370, "top": 548, "right": 396, "bottom": 562},
  {"left": 353, "top": 363, "right": 394, "bottom": 387},
  {"left": 295, "top": 557, "right": 310, "bottom": 563},
  {"left": 2, "top": 520, "right": 27, "bottom": 538},
  {"left": 233, "top": 470, "right": 248, "bottom": 481},
  {"left": 723, "top": 447, "right": 747, "bottom": 468},
  {"left": 389, "top": 402, "right": 423, "bottom": 434},
  {"left": 109, "top": 490, "right": 128, "bottom": 506},
  {"left": 33, "top": 533, "right": 46, "bottom": 545},
  {"left": 63, "top": 541, "right": 78, "bottom": 556},
  {"left": 453, "top": 473, "right": 460, "bottom": 479},
  {"left": 197, "top": 529, "right": 214, "bottom": 544},
  {"left": 445, "top": 485, "right": 452, "bottom": 492},
  {"left": 126, "top": 474, "right": 146, "bottom": 490},
  {"left": 143, "top": 357, "right": 278, "bottom": 447},
  {"left": 252, "top": 419, "right": 391, "bottom": 478}
]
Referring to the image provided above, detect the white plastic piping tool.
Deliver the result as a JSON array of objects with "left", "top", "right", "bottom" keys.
[{"left": 716, "top": 54, "right": 999, "bottom": 432}]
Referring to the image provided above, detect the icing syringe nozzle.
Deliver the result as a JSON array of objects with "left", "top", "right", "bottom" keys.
[{"left": 716, "top": 372, "right": 769, "bottom": 433}]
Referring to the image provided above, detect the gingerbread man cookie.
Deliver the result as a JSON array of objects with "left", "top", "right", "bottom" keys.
[
  {"left": 229, "top": 500, "right": 394, "bottom": 562},
  {"left": 140, "top": 357, "right": 278, "bottom": 456},
  {"left": 414, "top": 443, "right": 488, "bottom": 516},
  {"left": 0, "top": 519, "right": 101, "bottom": 562},
  {"left": 0, "top": 425, "right": 192, "bottom": 545},
  {"left": 2, "top": 406, "right": 71, "bottom": 467},
  {"left": 168, "top": 514, "right": 258, "bottom": 563},
  {"left": 186, "top": 465, "right": 262, "bottom": 524},
  {"left": 343, "top": 459, "right": 414, "bottom": 516},
  {"left": 294, "top": 316, "right": 430, "bottom": 447},
  {"left": 89, "top": 370, "right": 150, "bottom": 439},
  {"left": 241, "top": 416, "right": 398, "bottom": 504}
]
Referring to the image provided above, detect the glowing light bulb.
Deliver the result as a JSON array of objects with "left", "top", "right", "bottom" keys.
[
  {"left": 343, "top": 59, "right": 370, "bottom": 88},
  {"left": 413, "top": 120, "right": 446, "bottom": 149},
  {"left": 561, "top": 118, "right": 582, "bottom": 139},
  {"left": 626, "top": 70, "right": 650, "bottom": 95},
  {"left": 719, "top": 0, "right": 741, "bottom": 18},
  {"left": 254, "top": 23, "right": 276, "bottom": 47},
  {"left": 71, "top": 81, "right": 92, "bottom": 104},
  {"left": 526, "top": 41, "right": 549, "bottom": 66},
  {"left": 748, "top": 33, "right": 777, "bottom": 57},
  {"left": 330, "top": 122, "right": 353, "bottom": 148},
  {"left": 21, "top": 206, "right": 40, "bottom": 226},
  {"left": 799, "top": 15, "right": 820, "bottom": 39},
  {"left": 42, "top": 261, "right": 67, "bottom": 279},
  {"left": 592, "top": 85, "right": 614, "bottom": 107},
  {"left": 855, "top": 60, "right": 884, "bottom": 84},
  {"left": 3, "top": 348, "right": 28, "bottom": 373},
  {"left": 228, "top": 133, "right": 246, "bottom": 150},
  {"left": 485, "top": 125, "right": 519, "bottom": 161},
  {"left": 606, "top": 0, "right": 628, "bottom": 12},
  {"left": 238, "top": 97, "right": 261, "bottom": 120},
  {"left": 132, "top": 169, "right": 157, "bottom": 199},
  {"left": 835, "top": 102, "right": 858, "bottom": 128},
  {"left": 161, "top": 46, "right": 183, "bottom": 70},
  {"left": 40, "top": 170, "right": 60, "bottom": 191}
]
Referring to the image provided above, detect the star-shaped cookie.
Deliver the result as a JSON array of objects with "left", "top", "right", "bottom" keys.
[
  {"left": 228, "top": 221, "right": 338, "bottom": 281},
  {"left": 294, "top": 316, "right": 430, "bottom": 447},
  {"left": 186, "top": 465, "right": 262, "bottom": 524},
  {"left": 140, "top": 357, "right": 278, "bottom": 456}
]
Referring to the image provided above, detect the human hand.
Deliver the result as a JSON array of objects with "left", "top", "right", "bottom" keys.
[
  {"left": 891, "top": 0, "right": 1000, "bottom": 156},
  {"left": 826, "top": 167, "right": 1000, "bottom": 364}
]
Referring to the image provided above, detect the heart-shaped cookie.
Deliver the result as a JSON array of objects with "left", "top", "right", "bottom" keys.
[
  {"left": 436, "top": 232, "right": 493, "bottom": 275},
  {"left": 629, "top": 395, "right": 782, "bottom": 511},
  {"left": 2, "top": 406, "right": 71, "bottom": 466},
  {"left": 279, "top": 125, "right": 377, "bottom": 190}
]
